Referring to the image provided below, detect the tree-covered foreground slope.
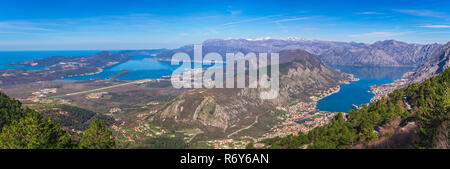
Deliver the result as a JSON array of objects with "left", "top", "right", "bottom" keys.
[
  {"left": 260, "top": 67, "right": 449, "bottom": 149},
  {"left": 0, "top": 93, "right": 115, "bottom": 149}
]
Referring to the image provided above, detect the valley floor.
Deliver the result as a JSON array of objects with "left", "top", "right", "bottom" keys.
[
  {"left": 0, "top": 76, "right": 351, "bottom": 149},
  {"left": 1, "top": 66, "right": 397, "bottom": 149}
]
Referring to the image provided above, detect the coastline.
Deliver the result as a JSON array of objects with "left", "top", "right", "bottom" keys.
[
  {"left": 369, "top": 71, "right": 414, "bottom": 102},
  {"left": 311, "top": 73, "right": 359, "bottom": 102},
  {"left": 256, "top": 73, "right": 359, "bottom": 142}
]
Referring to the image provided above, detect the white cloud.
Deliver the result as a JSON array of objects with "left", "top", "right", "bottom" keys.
[
  {"left": 349, "top": 31, "right": 411, "bottom": 38},
  {"left": 226, "top": 5, "right": 242, "bottom": 15},
  {"left": 228, "top": 10, "right": 242, "bottom": 15},
  {"left": 273, "top": 17, "right": 310, "bottom": 23},
  {"left": 394, "top": 9, "right": 448, "bottom": 18},
  {"left": 0, "top": 21, "right": 54, "bottom": 31},
  {"left": 221, "top": 15, "right": 279, "bottom": 26},
  {"left": 0, "top": 31, "right": 23, "bottom": 34},
  {"left": 357, "top": 11, "right": 382, "bottom": 15},
  {"left": 419, "top": 25, "right": 450, "bottom": 28}
]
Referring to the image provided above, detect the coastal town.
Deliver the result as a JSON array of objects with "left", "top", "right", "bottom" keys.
[
  {"left": 205, "top": 78, "right": 357, "bottom": 149},
  {"left": 370, "top": 71, "right": 414, "bottom": 102}
]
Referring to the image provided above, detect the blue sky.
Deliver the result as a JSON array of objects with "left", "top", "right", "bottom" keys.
[{"left": 0, "top": 0, "right": 449, "bottom": 50}]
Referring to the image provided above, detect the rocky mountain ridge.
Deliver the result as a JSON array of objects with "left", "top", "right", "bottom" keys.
[
  {"left": 153, "top": 38, "right": 442, "bottom": 67},
  {"left": 144, "top": 49, "right": 352, "bottom": 138},
  {"left": 409, "top": 42, "right": 450, "bottom": 82},
  {"left": 371, "top": 41, "right": 450, "bottom": 101}
]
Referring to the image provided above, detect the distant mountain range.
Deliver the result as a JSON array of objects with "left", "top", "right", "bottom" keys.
[
  {"left": 319, "top": 40, "right": 441, "bottom": 67},
  {"left": 146, "top": 49, "right": 352, "bottom": 138},
  {"left": 119, "top": 49, "right": 169, "bottom": 56},
  {"left": 152, "top": 38, "right": 442, "bottom": 67},
  {"left": 408, "top": 42, "right": 450, "bottom": 82},
  {"left": 370, "top": 41, "right": 449, "bottom": 101}
]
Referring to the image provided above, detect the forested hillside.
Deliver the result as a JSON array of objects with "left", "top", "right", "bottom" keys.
[
  {"left": 261, "top": 67, "right": 449, "bottom": 149},
  {"left": 0, "top": 92, "right": 26, "bottom": 129},
  {"left": 0, "top": 92, "right": 116, "bottom": 149}
]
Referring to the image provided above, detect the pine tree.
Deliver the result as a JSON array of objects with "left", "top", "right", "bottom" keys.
[
  {"left": 0, "top": 92, "right": 26, "bottom": 129},
  {"left": 0, "top": 111, "right": 73, "bottom": 149},
  {"left": 79, "top": 120, "right": 115, "bottom": 149}
]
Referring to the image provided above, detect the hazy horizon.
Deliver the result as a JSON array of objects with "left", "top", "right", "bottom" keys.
[{"left": 0, "top": 37, "right": 445, "bottom": 51}]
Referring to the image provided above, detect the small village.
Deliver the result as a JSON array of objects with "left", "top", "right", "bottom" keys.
[
  {"left": 24, "top": 88, "right": 58, "bottom": 103},
  {"left": 370, "top": 72, "right": 413, "bottom": 102}
]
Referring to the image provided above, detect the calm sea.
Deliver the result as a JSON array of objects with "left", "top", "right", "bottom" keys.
[
  {"left": 60, "top": 59, "right": 181, "bottom": 80},
  {"left": 0, "top": 50, "right": 102, "bottom": 69},
  {"left": 0, "top": 50, "right": 221, "bottom": 81},
  {"left": 316, "top": 65, "right": 414, "bottom": 113}
]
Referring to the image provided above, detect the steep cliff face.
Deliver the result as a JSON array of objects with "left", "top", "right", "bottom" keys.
[
  {"left": 319, "top": 40, "right": 441, "bottom": 66},
  {"left": 371, "top": 41, "right": 450, "bottom": 102},
  {"left": 273, "top": 50, "right": 348, "bottom": 105},
  {"left": 156, "top": 87, "right": 269, "bottom": 130},
  {"left": 148, "top": 49, "right": 350, "bottom": 133},
  {"left": 409, "top": 42, "right": 450, "bottom": 82}
]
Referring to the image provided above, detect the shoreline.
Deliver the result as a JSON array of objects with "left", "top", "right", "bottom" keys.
[
  {"left": 369, "top": 71, "right": 414, "bottom": 102},
  {"left": 312, "top": 73, "right": 359, "bottom": 103},
  {"left": 256, "top": 73, "right": 359, "bottom": 141}
]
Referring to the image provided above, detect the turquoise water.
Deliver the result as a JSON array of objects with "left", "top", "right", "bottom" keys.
[
  {"left": 0, "top": 50, "right": 101, "bottom": 69},
  {"left": 0, "top": 50, "right": 222, "bottom": 81},
  {"left": 317, "top": 77, "right": 392, "bottom": 112},
  {"left": 61, "top": 59, "right": 180, "bottom": 80},
  {"left": 61, "top": 58, "right": 223, "bottom": 81},
  {"left": 316, "top": 65, "right": 414, "bottom": 113}
]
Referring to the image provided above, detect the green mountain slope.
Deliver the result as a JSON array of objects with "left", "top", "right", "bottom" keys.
[
  {"left": 0, "top": 92, "right": 27, "bottom": 129},
  {"left": 0, "top": 92, "right": 116, "bottom": 149},
  {"left": 262, "top": 67, "right": 449, "bottom": 149}
]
